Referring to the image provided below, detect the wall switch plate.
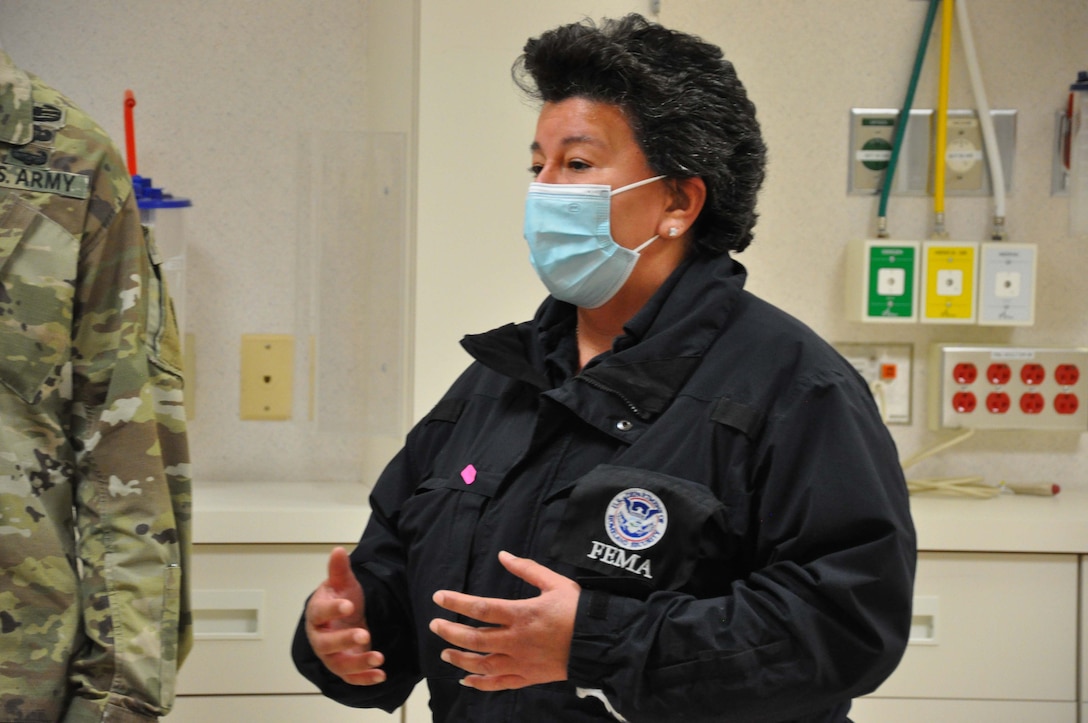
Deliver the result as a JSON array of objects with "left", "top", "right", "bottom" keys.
[
  {"left": 928, "top": 344, "right": 1088, "bottom": 430},
  {"left": 836, "top": 342, "right": 913, "bottom": 424},
  {"left": 240, "top": 334, "right": 294, "bottom": 420}
]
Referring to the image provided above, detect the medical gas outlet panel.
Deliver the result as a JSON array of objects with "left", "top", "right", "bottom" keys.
[
  {"left": 929, "top": 344, "right": 1088, "bottom": 431},
  {"left": 845, "top": 240, "right": 1036, "bottom": 326}
]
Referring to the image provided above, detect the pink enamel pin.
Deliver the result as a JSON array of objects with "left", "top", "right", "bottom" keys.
[{"left": 460, "top": 464, "right": 477, "bottom": 485}]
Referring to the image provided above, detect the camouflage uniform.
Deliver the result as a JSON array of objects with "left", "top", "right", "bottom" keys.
[{"left": 0, "top": 49, "right": 192, "bottom": 721}]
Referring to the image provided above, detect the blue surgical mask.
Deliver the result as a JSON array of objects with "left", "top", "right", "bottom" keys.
[{"left": 523, "top": 175, "right": 666, "bottom": 308}]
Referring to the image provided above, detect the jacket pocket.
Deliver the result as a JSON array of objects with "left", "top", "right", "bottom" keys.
[
  {"left": 549, "top": 465, "right": 732, "bottom": 599},
  {"left": 397, "top": 467, "right": 503, "bottom": 678},
  {"left": 158, "top": 562, "right": 183, "bottom": 707},
  {"left": 0, "top": 194, "right": 77, "bottom": 404},
  {"left": 142, "top": 223, "right": 184, "bottom": 379}
]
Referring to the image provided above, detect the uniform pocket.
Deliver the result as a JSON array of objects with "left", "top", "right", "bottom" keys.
[
  {"left": 158, "top": 562, "right": 183, "bottom": 706},
  {"left": 550, "top": 465, "right": 732, "bottom": 598},
  {"left": 398, "top": 468, "right": 503, "bottom": 679},
  {"left": 142, "top": 224, "right": 184, "bottom": 378},
  {"left": 0, "top": 193, "right": 77, "bottom": 404}
]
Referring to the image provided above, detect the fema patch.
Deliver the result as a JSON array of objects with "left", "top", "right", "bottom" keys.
[{"left": 604, "top": 488, "right": 667, "bottom": 551}]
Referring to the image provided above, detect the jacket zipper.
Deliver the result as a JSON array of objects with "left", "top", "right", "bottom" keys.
[{"left": 576, "top": 374, "right": 651, "bottom": 420}]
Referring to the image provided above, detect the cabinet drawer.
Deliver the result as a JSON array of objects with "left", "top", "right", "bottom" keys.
[
  {"left": 870, "top": 552, "right": 1076, "bottom": 701},
  {"left": 178, "top": 544, "right": 346, "bottom": 695},
  {"left": 851, "top": 697, "right": 1076, "bottom": 722},
  {"left": 1083, "top": 557, "right": 1088, "bottom": 704},
  {"left": 172, "top": 694, "right": 397, "bottom": 722}
]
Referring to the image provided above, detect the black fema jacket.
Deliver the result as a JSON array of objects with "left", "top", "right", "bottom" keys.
[{"left": 293, "top": 252, "right": 917, "bottom": 723}]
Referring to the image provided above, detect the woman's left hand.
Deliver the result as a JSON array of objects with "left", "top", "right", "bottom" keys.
[{"left": 429, "top": 551, "right": 581, "bottom": 690}]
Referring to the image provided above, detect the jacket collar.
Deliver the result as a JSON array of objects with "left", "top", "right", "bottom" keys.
[
  {"left": 461, "top": 253, "right": 748, "bottom": 416},
  {"left": 0, "top": 49, "right": 34, "bottom": 146}
]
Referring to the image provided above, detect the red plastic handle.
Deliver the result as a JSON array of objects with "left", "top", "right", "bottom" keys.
[{"left": 123, "top": 89, "right": 137, "bottom": 177}]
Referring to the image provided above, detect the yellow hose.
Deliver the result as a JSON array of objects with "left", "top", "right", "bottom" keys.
[{"left": 933, "top": 0, "right": 954, "bottom": 227}]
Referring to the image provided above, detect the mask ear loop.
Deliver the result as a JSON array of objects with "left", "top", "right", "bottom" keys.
[
  {"left": 612, "top": 175, "right": 667, "bottom": 255},
  {"left": 610, "top": 174, "right": 667, "bottom": 196}
]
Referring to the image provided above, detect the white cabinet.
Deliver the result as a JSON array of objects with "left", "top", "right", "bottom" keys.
[
  {"left": 175, "top": 481, "right": 418, "bottom": 722},
  {"left": 180, "top": 484, "right": 1088, "bottom": 722},
  {"left": 179, "top": 544, "right": 336, "bottom": 697},
  {"left": 170, "top": 694, "right": 397, "bottom": 722},
  {"left": 1083, "top": 556, "right": 1088, "bottom": 721},
  {"left": 850, "top": 698, "right": 1075, "bottom": 722},
  {"left": 170, "top": 543, "right": 406, "bottom": 723},
  {"left": 869, "top": 552, "right": 1077, "bottom": 704},
  {"left": 856, "top": 551, "right": 1079, "bottom": 721}
]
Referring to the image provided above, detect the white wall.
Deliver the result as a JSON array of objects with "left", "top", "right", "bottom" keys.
[
  {"left": 412, "top": 0, "right": 652, "bottom": 413},
  {"left": 0, "top": 1, "right": 391, "bottom": 483},
  {"left": 660, "top": 0, "right": 1088, "bottom": 490},
  {"left": 3, "top": 0, "right": 1086, "bottom": 493}
]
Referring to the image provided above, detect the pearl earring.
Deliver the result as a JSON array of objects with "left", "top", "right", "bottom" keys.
[{"left": 668, "top": 227, "right": 680, "bottom": 238}]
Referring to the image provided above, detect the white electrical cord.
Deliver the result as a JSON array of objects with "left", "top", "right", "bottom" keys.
[
  {"left": 908, "top": 475, "right": 998, "bottom": 498},
  {"left": 901, "top": 428, "right": 999, "bottom": 498},
  {"left": 869, "top": 380, "right": 889, "bottom": 424},
  {"left": 956, "top": 0, "right": 1008, "bottom": 238},
  {"left": 900, "top": 427, "right": 975, "bottom": 469}
]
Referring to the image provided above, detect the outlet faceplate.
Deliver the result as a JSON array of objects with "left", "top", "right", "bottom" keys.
[
  {"left": 929, "top": 344, "right": 1088, "bottom": 430},
  {"left": 848, "top": 108, "right": 1016, "bottom": 196},
  {"left": 978, "top": 242, "right": 1037, "bottom": 326},
  {"left": 836, "top": 342, "right": 913, "bottom": 424},
  {"left": 240, "top": 334, "right": 294, "bottom": 420},
  {"left": 849, "top": 109, "right": 930, "bottom": 194}
]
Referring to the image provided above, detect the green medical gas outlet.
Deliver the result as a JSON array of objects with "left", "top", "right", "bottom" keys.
[{"left": 845, "top": 239, "right": 919, "bottom": 323}]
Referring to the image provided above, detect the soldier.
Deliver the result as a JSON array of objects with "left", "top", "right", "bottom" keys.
[{"left": 0, "top": 45, "right": 192, "bottom": 721}]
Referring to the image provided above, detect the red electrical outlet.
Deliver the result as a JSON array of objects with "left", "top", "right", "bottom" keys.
[
  {"left": 986, "top": 392, "right": 1011, "bottom": 414},
  {"left": 930, "top": 345, "right": 1088, "bottom": 430},
  {"left": 1055, "top": 393, "right": 1080, "bottom": 415},
  {"left": 953, "top": 363, "right": 978, "bottom": 384},
  {"left": 1020, "top": 363, "right": 1046, "bottom": 386},
  {"left": 952, "top": 391, "right": 977, "bottom": 413},
  {"left": 986, "top": 363, "right": 1012, "bottom": 385},
  {"left": 1020, "top": 392, "right": 1045, "bottom": 414},
  {"left": 1055, "top": 364, "right": 1080, "bottom": 386}
]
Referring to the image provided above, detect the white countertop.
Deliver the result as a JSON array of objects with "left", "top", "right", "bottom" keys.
[
  {"left": 192, "top": 480, "right": 1088, "bottom": 554},
  {"left": 192, "top": 480, "right": 370, "bottom": 544},
  {"left": 910, "top": 488, "right": 1088, "bottom": 554}
]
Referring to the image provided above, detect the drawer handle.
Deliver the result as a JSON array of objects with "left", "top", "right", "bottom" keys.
[
  {"left": 909, "top": 595, "right": 938, "bottom": 645},
  {"left": 192, "top": 589, "right": 264, "bottom": 640}
]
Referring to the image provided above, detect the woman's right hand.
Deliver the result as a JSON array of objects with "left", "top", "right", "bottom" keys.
[{"left": 305, "top": 546, "right": 387, "bottom": 685}]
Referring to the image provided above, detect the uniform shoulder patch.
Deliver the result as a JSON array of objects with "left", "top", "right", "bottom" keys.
[{"left": 0, "top": 162, "right": 89, "bottom": 199}]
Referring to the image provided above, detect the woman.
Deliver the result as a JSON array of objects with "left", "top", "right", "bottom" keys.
[{"left": 294, "top": 14, "right": 915, "bottom": 723}]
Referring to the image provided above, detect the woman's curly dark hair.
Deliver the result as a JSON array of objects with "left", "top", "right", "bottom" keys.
[{"left": 512, "top": 13, "right": 767, "bottom": 256}]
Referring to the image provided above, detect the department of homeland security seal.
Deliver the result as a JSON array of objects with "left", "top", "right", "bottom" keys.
[{"left": 605, "top": 488, "right": 667, "bottom": 551}]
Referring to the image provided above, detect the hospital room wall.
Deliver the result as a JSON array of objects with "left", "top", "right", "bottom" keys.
[
  {"left": 415, "top": 0, "right": 1088, "bottom": 492},
  {"left": 2, "top": 1, "right": 1086, "bottom": 490},
  {"left": 659, "top": 0, "right": 1088, "bottom": 490}
]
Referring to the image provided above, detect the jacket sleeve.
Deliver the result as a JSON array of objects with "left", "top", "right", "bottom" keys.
[
  {"left": 292, "top": 393, "right": 472, "bottom": 710},
  {"left": 291, "top": 449, "right": 425, "bottom": 713},
  {"left": 64, "top": 163, "right": 192, "bottom": 722},
  {"left": 566, "top": 369, "right": 916, "bottom": 722}
]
